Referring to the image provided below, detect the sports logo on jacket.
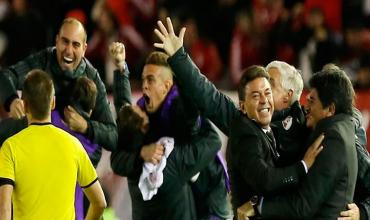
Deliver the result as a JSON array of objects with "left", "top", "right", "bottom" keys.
[{"left": 282, "top": 116, "right": 293, "bottom": 130}]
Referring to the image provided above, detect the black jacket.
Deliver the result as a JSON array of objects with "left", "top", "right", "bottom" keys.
[
  {"left": 262, "top": 114, "right": 358, "bottom": 219},
  {"left": 111, "top": 119, "right": 221, "bottom": 220}
]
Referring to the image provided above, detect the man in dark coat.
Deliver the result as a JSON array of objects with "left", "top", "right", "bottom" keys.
[{"left": 0, "top": 17, "right": 117, "bottom": 165}]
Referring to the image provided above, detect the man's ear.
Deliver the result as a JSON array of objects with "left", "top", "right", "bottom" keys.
[
  {"left": 239, "top": 101, "right": 247, "bottom": 114},
  {"left": 283, "top": 89, "right": 293, "bottom": 103},
  {"left": 23, "top": 100, "right": 29, "bottom": 114},
  {"left": 327, "top": 103, "right": 336, "bottom": 116},
  {"left": 51, "top": 96, "right": 56, "bottom": 110},
  {"left": 164, "top": 79, "right": 173, "bottom": 94}
]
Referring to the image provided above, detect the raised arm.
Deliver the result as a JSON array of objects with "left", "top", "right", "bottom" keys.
[
  {"left": 153, "top": 17, "right": 239, "bottom": 135},
  {"left": 109, "top": 42, "right": 132, "bottom": 111},
  {"left": 0, "top": 50, "right": 47, "bottom": 118}
]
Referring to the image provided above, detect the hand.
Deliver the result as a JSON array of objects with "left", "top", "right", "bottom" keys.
[
  {"left": 303, "top": 134, "right": 324, "bottom": 169},
  {"left": 64, "top": 106, "right": 88, "bottom": 134},
  {"left": 153, "top": 17, "right": 186, "bottom": 56},
  {"left": 237, "top": 200, "right": 256, "bottom": 220},
  {"left": 140, "top": 143, "right": 164, "bottom": 165},
  {"left": 9, "top": 98, "right": 25, "bottom": 119},
  {"left": 109, "top": 42, "right": 126, "bottom": 72},
  {"left": 338, "top": 203, "right": 360, "bottom": 220}
]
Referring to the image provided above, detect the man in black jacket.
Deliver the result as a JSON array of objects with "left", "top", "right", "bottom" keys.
[{"left": 0, "top": 17, "right": 117, "bottom": 165}]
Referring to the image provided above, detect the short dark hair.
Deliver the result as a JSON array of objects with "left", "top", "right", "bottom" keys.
[
  {"left": 238, "top": 65, "right": 270, "bottom": 101},
  {"left": 309, "top": 68, "right": 354, "bottom": 115},
  {"left": 117, "top": 105, "right": 145, "bottom": 151},
  {"left": 145, "top": 51, "right": 170, "bottom": 68},
  {"left": 22, "top": 69, "right": 54, "bottom": 120},
  {"left": 71, "top": 77, "right": 97, "bottom": 113},
  {"left": 145, "top": 51, "right": 173, "bottom": 81}
]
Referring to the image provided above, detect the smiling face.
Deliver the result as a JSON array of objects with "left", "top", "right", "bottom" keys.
[
  {"left": 141, "top": 64, "right": 173, "bottom": 113},
  {"left": 55, "top": 21, "right": 87, "bottom": 71},
  {"left": 305, "top": 88, "right": 332, "bottom": 128},
  {"left": 239, "top": 77, "right": 274, "bottom": 128},
  {"left": 268, "top": 67, "right": 291, "bottom": 111}
]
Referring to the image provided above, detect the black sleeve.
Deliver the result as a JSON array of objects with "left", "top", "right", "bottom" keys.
[
  {"left": 111, "top": 147, "right": 143, "bottom": 178},
  {"left": 0, "top": 178, "right": 14, "bottom": 186},
  {"left": 168, "top": 47, "right": 239, "bottom": 135},
  {"left": 0, "top": 50, "right": 47, "bottom": 110},
  {"left": 113, "top": 66, "right": 132, "bottom": 112},
  {"left": 175, "top": 119, "right": 221, "bottom": 182}
]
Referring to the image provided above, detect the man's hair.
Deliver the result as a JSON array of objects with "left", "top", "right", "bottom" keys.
[
  {"left": 70, "top": 76, "right": 97, "bottom": 113},
  {"left": 117, "top": 105, "right": 145, "bottom": 150},
  {"left": 266, "top": 61, "right": 304, "bottom": 103},
  {"left": 59, "top": 17, "right": 87, "bottom": 43},
  {"left": 309, "top": 67, "right": 354, "bottom": 115},
  {"left": 22, "top": 69, "right": 54, "bottom": 120},
  {"left": 238, "top": 65, "right": 270, "bottom": 101},
  {"left": 145, "top": 51, "right": 173, "bottom": 81}
]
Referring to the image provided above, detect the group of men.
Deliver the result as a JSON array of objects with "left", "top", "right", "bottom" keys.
[{"left": 0, "top": 15, "right": 368, "bottom": 220}]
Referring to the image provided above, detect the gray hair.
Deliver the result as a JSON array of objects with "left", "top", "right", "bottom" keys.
[{"left": 266, "top": 61, "right": 304, "bottom": 104}]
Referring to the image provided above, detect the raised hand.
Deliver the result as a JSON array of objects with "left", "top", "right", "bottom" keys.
[
  {"left": 109, "top": 42, "right": 126, "bottom": 72},
  {"left": 153, "top": 17, "right": 186, "bottom": 56}
]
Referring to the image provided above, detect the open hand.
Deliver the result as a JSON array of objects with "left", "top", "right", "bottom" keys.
[{"left": 153, "top": 17, "right": 186, "bottom": 56}]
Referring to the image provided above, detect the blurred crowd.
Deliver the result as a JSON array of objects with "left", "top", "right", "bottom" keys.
[{"left": 0, "top": 0, "right": 370, "bottom": 90}]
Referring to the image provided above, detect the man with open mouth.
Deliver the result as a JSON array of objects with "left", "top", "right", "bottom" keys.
[{"left": 0, "top": 17, "right": 117, "bottom": 167}]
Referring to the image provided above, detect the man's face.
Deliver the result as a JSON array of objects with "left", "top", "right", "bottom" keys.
[
  {"left": 55, "top": 23, "right": 87, "bottom": 71},
  {"left": 142, "top": 64, "right": 171, "bottom": 113},
  {"left": 268, "top": 67, "right": 290, "bottom": 111},
  {"left": 239, "top": 77, "right": 274, "bottom": 128},
  {"left": 305, "top": 88, "right": 331, "bottom": 128}
]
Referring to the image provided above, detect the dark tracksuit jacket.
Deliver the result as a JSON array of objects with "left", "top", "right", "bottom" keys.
[{"left": 0, "top": 47, "right": 117, "bottom": 165}]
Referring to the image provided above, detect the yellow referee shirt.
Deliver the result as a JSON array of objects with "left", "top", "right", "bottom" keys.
[{"left": 0, "top": 123, "right": 97, "bottom": 220}]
